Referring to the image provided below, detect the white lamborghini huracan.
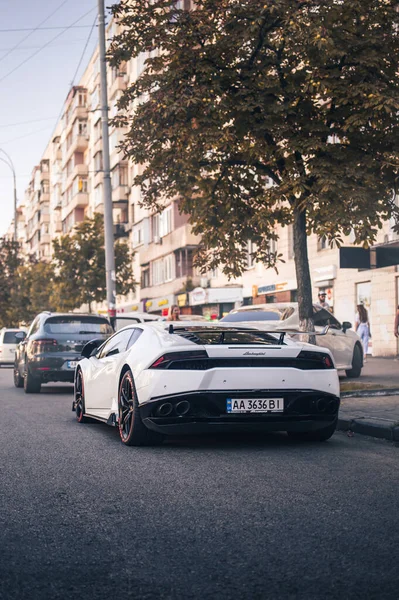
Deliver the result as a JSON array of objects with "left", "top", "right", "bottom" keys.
[{"left": 72, "top": 322, "right": 340, "bottom": 446}]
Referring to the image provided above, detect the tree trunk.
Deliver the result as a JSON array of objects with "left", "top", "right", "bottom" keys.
[{"left": 292, "top": 207, "right": 315, "bottom": 343}]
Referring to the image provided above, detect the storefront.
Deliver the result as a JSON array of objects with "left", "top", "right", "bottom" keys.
[
  {"left": 145, "top": 294, "right": 175, "bottom": 316},
  {"left": 189, "top": 287, "right": 243, "bottom": 319}
]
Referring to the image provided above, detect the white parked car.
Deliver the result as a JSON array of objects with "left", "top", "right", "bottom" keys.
[
  {"left": 220, "top": 303, "right": 363, "bottom": 378},
  {"left": 73, "top": 322, "right": 340, "bottom": 446},
  {"left": 114, "top": 312, "right": 161, "bottom": 331},
  {"left": 0, "top": 328, "right": 26, "bottom": 366}
]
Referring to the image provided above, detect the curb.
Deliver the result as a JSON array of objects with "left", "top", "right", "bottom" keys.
[
  {"left": 341, "top": 388, "right": 399, "bottom": 399},
  {"left": 337, "top": 416, "right": 399, "bottom": 442}
]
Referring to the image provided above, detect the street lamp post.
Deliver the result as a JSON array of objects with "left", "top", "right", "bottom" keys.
[{"left": 0, "top": 149, "right": 18, "bottom": 242}]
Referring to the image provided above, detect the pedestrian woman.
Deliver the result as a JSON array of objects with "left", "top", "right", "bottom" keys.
[
  {"left": 355, "top": 304, "right": 370, "bottom": 362},
  {"left": 167, "top": 304, "right": 181, "bottom": 321}
]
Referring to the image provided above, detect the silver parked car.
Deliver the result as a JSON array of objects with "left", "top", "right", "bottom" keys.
[{"left": 220, "top": 303, "right": 363, "bottom": 378}]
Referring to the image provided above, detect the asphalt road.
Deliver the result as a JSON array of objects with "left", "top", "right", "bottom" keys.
[{"left": 0, "top": 366, "right": 398, "bottom": 600}]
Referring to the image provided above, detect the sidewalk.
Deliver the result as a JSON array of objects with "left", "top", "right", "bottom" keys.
[
  {"left": 338, "top": 357, "right": 399, "bottom": 442},
  {"left": 339, "top": 356, "right": 399, "bottom": 391}
]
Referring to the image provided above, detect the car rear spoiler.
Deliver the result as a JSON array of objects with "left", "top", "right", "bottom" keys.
[{"left": 167, "top": 324, "right": 330, "bottom": 344}]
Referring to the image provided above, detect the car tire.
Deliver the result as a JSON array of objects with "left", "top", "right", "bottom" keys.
[
  {"left": 14, "top": 363, "right": 24, "bottom": 388},
  {"left": 287, "top": 421, "right": 337, "bottom": 442},
  {"left": 118, "top": 369, "right": 163, "bottom": 446},
  {"left": 345, "top": 344, "right": 363, "bottom": 378},
  {"left": 24, "top": 365, "right": 41, "bottom": 394},
  {"left": 74, "top": 369, "right": 91, "bottom": 423}
]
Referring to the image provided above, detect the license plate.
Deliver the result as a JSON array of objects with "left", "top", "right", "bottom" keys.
[
  {"left": 67, "top": 361, "right": 77, "bottom": 369},
  {"left": 226, "top": 398, "right": 284, "bottom": 413}
]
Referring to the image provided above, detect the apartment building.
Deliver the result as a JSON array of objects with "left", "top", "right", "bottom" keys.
[
  {"left": 24, "top": 159, "right": 51, "bottom": 260},
  {"left": 15, "top": 12, "right": 399, "bottom": 355}
]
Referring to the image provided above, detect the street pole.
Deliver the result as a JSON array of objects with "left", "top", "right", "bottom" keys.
[
  {"left": 97, "top": 0, "right": 117, "bottom": 328},
  {"left": 0, "top": 150, "right": 18, "bottom": 243}
]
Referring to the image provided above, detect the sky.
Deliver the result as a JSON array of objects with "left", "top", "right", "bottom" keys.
[{"left": 0, "top": 0, "right": 111, "bottom": 236}]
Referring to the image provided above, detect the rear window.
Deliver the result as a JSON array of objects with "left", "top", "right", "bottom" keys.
[
  {"left": 3, "top": 331, "right": 23, "bottom": 344},
  {"left": 43, "top": 316, "right": 113, "bottom": 335},
  {"left": 175, "top": 329, "right": 283, "bottom": 345}
]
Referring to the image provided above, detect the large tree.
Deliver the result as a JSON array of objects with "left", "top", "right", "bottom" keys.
[
  {"left": 52, "top": 213, "right": 136, "bottom": 312},
  {"left": 109, "top": 0, "right": 399, "bottom": 330}
]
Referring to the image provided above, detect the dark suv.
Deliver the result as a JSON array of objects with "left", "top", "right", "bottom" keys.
[{"left": 14, "top": 312, "right": 113, "bottom": 393}]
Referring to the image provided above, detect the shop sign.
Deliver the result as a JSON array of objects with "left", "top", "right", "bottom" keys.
[
  {"left": 146, "top": 294, "right": 175, "bottom": 312},
  {"left": 206, "top": 288, "right": 243, "bottom": 304},
  {"left": 257, "top": 280, "right": 297, "bottom": 295},
  {"left": 252, "top": 285, "right": 258, "bottom": 298},
  {"left": 190, "top": 287, "right": 207, "bottom": 306},
  {"left": 177, "top": 293, "right": 188, "bottom": 307},
  {"left": 313, "top": 265, "right": 337, "bottom": 282}
]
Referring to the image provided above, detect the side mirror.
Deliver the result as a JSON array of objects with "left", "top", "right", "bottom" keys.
[
  {"left": 342, "top": 321, "right": 352, "bottom": 333},
  {"left": 15, "top": 331, "right": 26, "bottom": 341},
  {"left": 81, "top": 339, "right": 104, "bottom": 359}
]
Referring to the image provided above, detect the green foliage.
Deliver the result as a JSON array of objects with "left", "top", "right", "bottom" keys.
[
  {"left": 0, "top": 238, "right": 21, "bottom": 327},
  {"left": 109, "top": 0, "right": 399, "bottom": 322},
  {"left": 0, "top": 240, "right": 57, "bottom": 327},
  {"left": 52, "top": 213, "right": 136, "bottom": 312}
]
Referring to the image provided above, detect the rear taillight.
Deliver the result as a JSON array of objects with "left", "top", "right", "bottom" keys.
[
  {"left": 31, "top": 339, "right": 59, "bottom": 354},
  {"left": 149, "top": 350, "right": 208, "bottom": 369},
  {"left": 297, "top": 350, "right": 334, "bottom": 369}
]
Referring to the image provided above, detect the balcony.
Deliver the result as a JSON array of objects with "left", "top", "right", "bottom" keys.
[
  {"left": 109, "top": 73, "right": 127, "bottom": 98},
  {"left": 64, "top": 163, "right": 88, "bottom": 192},
  {"left": 113, "top": 223, "right": 130, "bottom": 239},
  {"left": 61, "top": 193, "right": 89, "bottom": 221},
  {"left": 53, "top": 220, "right": 62, "bottom": 233},
  {"left": 63, "top": 135, "right": 88, "bottom": 166},
  {"left": 112, "top": 184, "right": 129, "bottom": 208}
]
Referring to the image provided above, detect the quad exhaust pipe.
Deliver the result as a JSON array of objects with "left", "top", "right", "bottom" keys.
[
  {"left": 156, "top": 402, "right": 173, "bottom": 417},
  {"left": 175, "top": 400, "right": 191, "bottom": 416},
  {"left": 155, "top": 400, "right": 191, "bottom": 417}
]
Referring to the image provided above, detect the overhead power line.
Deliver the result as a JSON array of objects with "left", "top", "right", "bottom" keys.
[
  {"left": 70, "top": 16, "right": 98, "bottom": 86},
  {"left": 0, "top": 117, "right": 59, "bottom": 129},
  {"left": 0, "top": 0, "right": 69, "bottom": 65},
  {"left": 0, "top": 26, "right": 94, "bottom": 32},
  {"left": 0, "top": 6, "right": 96, "bottom": 85},
  {"left": 51, "top": 14, "right": 98, "bottom": 135}
]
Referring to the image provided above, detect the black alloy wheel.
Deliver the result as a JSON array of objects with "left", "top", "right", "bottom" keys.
[
  {"left": 118, "top": 370, "right": 163, "bottom": 446},
  {"left": 14, "top": 362, "right": 23, "bottom": 388},
  {"left": 74, "top": 369, "right": 90, "bottom": 423}
]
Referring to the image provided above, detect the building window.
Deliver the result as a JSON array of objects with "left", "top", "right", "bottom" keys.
[
  {"left": 133, "top": 223, "right": 144, "bottom": 247},
  {"left": 141, "top": 267, "right": 150, "bottom": 288},
  {"left": 77, "top": 91, "right": 87, "bottom": 107},
  {"left": 152, "top": 254, "right": 175, "bottom": 285},
  {"left": 111, "top": 165, "right": 128, "bottom": 189},
  {"left": 94, "top": 184, "right": 103, "bottom": 207},
  {"left": 94, "top": 119, "right": 102, "bottom": 142},
  {"left": 73, "top": 178, "right": 88, "bottom": 196},
  {"left": 94, "top": 151, "right": 103, "bottom": 172},
  {"left": 159, "top": 205, "right": 172, "bottom": 237},
  {"left": 76, "top": 119, "right": 88, "bottom": 137},
  {"left": 317, "top": 236, "right": 328, "bottom": 251},
  {"left": 246, "top": 240, "right": 257, "bottom": 269}
]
